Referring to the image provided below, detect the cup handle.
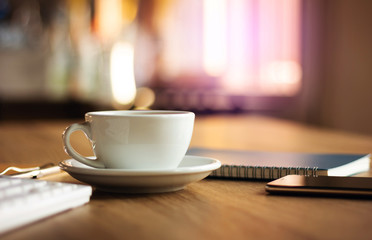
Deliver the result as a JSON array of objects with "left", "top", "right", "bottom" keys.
[{"left": 62, "top": 122, "right": 105, "bottom": 168}]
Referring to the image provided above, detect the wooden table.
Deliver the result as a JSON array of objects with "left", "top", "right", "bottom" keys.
[{"left": 1, "top": 114, "right": 372, "bottom": 240}]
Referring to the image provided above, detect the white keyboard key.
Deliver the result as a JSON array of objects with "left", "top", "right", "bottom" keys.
[
  {"left": 0, "top": 176, "right": 92, "bottom": 234},
  {"left": 0, "top": 178, "right": 21, "bottom": 189}
]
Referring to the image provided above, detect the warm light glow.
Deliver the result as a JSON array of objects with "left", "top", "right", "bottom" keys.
[
  {"left": 95, "top": 0, "right": 123, "bottom": 42},
  {"left": 257, "top": 0, "right": 302, "bottom": 95},
  {"left": 110, "top": 42, "right": 136, "bottom": 105},
  {"left": 121, "top": 0, "right": 139, "bottom": 24},
  {"left": 222, "top": 0, "right": 254, "bottom": 93},
  {"left": 267, "top": 61, "right": 302, "bottom": 84},
  {"left": 157, "top": 0, "right": 203, "bottom": 79},
  {"left": 260, "top": 60, "right": 302, "bottom": 95},
  {"left": 149, "top": 0, "right": 302, "bottom": 97},
  {"left": 203, "top": 0, "right": 227, "bottom": 77},
  {"left": 134, "top": 87, "right": 156, "bottom": 109}
]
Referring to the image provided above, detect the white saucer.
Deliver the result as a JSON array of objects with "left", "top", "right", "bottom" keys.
[{"left": 59, "top": 155, "right": 221, "bottom": 193}]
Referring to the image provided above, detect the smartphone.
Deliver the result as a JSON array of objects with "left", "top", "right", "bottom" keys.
[{"left": 266, "top": 175, "right": 372, "bottom": 197}]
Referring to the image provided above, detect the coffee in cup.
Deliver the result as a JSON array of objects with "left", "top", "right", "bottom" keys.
[{"left": 62, "top": 110, "right": 195, "bottom": 169}]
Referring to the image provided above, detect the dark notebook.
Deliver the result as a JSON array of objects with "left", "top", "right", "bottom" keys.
[{"left": 187, "top": 148, "right": 371, "bottom": 180}]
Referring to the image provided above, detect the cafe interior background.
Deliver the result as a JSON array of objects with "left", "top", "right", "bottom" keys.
[{"left": 0, "top": 0, "right": 371, "bottom": 135}]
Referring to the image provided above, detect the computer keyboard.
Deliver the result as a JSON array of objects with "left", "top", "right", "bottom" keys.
[{"left": 0, "top": 176, "right": 92, "bottom": 234}]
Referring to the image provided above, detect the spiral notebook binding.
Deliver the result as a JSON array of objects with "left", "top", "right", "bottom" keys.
[{"left": 210, "top": 165, "right": 319, "bottom": 179}]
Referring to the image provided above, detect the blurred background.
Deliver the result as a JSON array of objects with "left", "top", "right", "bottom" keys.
[{"left": 0, "top": 0, "right": 371, "bottom": 135}]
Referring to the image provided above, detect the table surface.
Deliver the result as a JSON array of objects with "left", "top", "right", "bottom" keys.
[{"left": 1, "top": 114, "right": 372, "bottom": 240}]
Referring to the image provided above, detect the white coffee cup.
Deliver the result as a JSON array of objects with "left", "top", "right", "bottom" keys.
[{"left": 62, "top": 110, "right": 195, "bottom": 169}]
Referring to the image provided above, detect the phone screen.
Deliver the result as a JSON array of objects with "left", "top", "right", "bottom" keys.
[{"left": 266, "top": 175, "right": 372, "bottom": 197}]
